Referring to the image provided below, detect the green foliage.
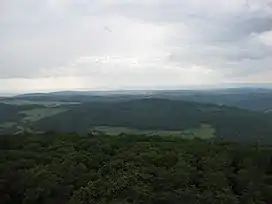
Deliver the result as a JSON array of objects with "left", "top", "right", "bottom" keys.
[
  {"left": 92, "top": 124, "right": 214, "bottom": 139},
  {"left": 1, "top": 133, "right": 272, "bottom": 204},
  {"left": 20, "top": 108, "right": 66, "bottom": 122}
]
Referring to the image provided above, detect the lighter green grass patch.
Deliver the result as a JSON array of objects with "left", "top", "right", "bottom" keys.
[
  {"left": 93, "top": 124, "right": 215, "bottom": 139},
  {"left": 20, "top": 108, "right": 66, "bottom": 122},
  {"left": 0, "top": 122, "right": 17, "bottom": 128},
  {"left": 181, "top": 124, "right": 215, "bottom": 139},
  {"left": 94, "top": 126, "right": 183, "bottom": 136}
]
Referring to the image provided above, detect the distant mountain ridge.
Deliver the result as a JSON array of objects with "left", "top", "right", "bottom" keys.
[
  {"left": 12, "top": 88, "right": 272, "bottom": 111},
  {"left": 15, "top": 87, "right": 272, "bottom": 97}
]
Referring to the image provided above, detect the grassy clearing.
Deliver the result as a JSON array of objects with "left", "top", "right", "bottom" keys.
[
  {"left": 94, "top": 126, "right": 140, "bottom": 135},
  {"left": 181, "top": 124, "right": 215, "bottom": 139},
  {"left": 0, "top": 122, "right": 17, "bottom": 128},
  {"left": 20, "top": 108, "right": 66, "bottom": 122},
  {"left": 94, "top": 124, "right": 215, "bottom": 139},
  {"left": 94, "top": 126, "right": 183, "bottom": 136}
]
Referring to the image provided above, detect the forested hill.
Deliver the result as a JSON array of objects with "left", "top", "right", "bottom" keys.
[{"left": 34, "top": 98, "right": 272, "bottom": 141}]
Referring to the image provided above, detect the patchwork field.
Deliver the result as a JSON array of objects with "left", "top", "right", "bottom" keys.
[
  {"left": 20, "top": 108, "right": 67, "bottom": 122},
  {"left": 93, "top": 124, "right": 215, "bottom": 139},
  {"left": 0, "top": 107, "right": 68, "bottom": 134},
  {"left": 181, "top": 124, "right": 215, "bottom": 139}
]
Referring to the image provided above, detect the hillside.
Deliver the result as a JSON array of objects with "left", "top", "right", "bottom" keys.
[
  {"left": 33, "top": 99, "right": 272, "bottom": 141},
  {"left": 1, "top": 97, "right": 272, "bottom": 141},
  {"left": 0, "top": 103, "right": 42, "bottom": 129},
  {"left": 152, "top": 88, "right": 272, "bottom": 111}
]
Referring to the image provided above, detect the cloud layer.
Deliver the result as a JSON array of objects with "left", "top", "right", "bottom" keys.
[{"left": 1, "top": 0, "right": 272, "bottom": 92}]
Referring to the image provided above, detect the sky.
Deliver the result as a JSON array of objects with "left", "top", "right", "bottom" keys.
[{"left": 1, "top": 0, "right": 272, "bottom": 93}]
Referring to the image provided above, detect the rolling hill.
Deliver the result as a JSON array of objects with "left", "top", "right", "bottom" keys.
[{"left": 32, "top": 98, "right": 272, "bottom": 141}]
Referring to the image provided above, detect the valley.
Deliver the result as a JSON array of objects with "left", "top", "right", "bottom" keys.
[{"left": 1, "top": 88, "right": 272, "bottom": 142}]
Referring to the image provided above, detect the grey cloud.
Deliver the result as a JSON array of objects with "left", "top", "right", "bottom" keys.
[{"left": 0, "top": 0, "right": 272, "bottom": 88}]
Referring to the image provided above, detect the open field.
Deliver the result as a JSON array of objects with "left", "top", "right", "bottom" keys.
[
  {"left": 20, "top": 108, "right": 67, "bottom": 122},
  {"left": 181, "top": 124, "right": 215, "bottom": 139},
  {"left": 94, "top": 124, "right": 215, "bottom": 139}
]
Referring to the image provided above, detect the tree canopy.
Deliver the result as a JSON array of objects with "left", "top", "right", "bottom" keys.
[{"left": 1, "top": 133, "right": 272, "bottom": 204}]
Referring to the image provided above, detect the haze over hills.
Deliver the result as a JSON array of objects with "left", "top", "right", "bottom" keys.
[
  {"left": 11, "top": 83, "right": 272, "bottom": 96},
  {"left": 7, "top": 87, "right": 272, "bottom": 111}
]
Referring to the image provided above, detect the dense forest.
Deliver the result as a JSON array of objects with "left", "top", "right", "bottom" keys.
[
  {"left": 34, "top": 99, "right": 272, "bottom": 141},
  {"left": 0, "top": 133, "right": 272, "bottom": 204}
]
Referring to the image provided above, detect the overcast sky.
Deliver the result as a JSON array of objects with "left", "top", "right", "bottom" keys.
[{"left": 1, "top": 0, "right": 272, "bottom": 92}]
